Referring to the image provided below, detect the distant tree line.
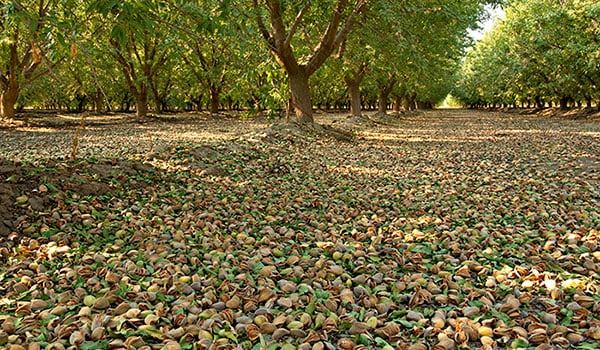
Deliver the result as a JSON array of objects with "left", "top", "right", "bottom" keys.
[
  {"left": 1, "top": 0, "right": 499, "bottom": 122},
  {"left": 454, "top": 0, "right": 600, "bottom": 110}
]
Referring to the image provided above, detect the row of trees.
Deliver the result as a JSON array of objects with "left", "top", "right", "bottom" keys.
[
  {"left": 454, "top": 0, "right": 600, "bottom": 110},
  {"left": 1, "top": 0, "right": 496, "bottom": 123}
]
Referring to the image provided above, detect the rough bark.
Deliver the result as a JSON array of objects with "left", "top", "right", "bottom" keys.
[
  {"left": 393, "top": 95, "right": 402, "bottom": 113},
  {"left": 93, "top": 88, "right": 103, "bottom": 114},
  {"left": 134, "top": 85, "right": 148, "bottom": 119},
  {"left": 288, "top": 69, "right": 313, "bottom": 122},
  {"left": 1, "top": 80, "right": 19, "bottom": 120},
  {"left": 209, "top": 85, "right": 221, "bottom": 114},
  {"left": 1, "top": 41, "right": 21, "bottom": 120},
  {"left": 347, "top": 80, "right": 362, "bottom": 117},
  {"left": 404, "top": 93, "right": 417, "bottom": 111},
  {"left": 193, "top": 94, "right": 203, "bottom": 112},
  {"left": 344, "top": 63, "right": 367, "bottom": 118},
  {"left": 559, "top": 97, "right": 568, "bottom": 111}
]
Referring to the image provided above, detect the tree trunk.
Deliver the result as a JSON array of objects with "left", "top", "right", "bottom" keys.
[
  {"left": 535, "top": 96, "right": 543, "bottom": 109},
  {"left": 209, "top": 86, "right": 220, "bottom": 114},
  {"left": 1, "top": 81, "right": 19, "bottom": 120},
  {"left": 404, "top": 93, "right": 417, "bottom": 111},
  {"left": 153, "top": 94, "right": 162, "bottom": 114},
  {"left": 288, "top": 69, "right": 313, "bottom": 123},
  {"left": 393, "top": 95, "right": 402, "bottom": 113},
  {"left": 135, "top": 86, "right": 148, "bottom": 119},
  {"left": 93, "top": 88, "right": 103, "bottom": 114},
  {"left": 378, "top": 89, "right": 389, "bottom": 115},
  {"left": 347, "top": 79, "right": 362, "bottom": 117},
  {"left": 1, "top": 43, "right": 21, "bottom": 120},
  {"left": 192, "top": 94, "right": 203, "bottom": 112},
  {"left": 377, "top": 83, "right": 394, "bottom": 115},
  {"left": 559, "top": 97, "right": 568, "bottom": 110}
]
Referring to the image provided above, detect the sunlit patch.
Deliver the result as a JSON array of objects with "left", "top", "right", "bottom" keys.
[{"left": 14, "top": 127, "right": 62, "bottom": 133}]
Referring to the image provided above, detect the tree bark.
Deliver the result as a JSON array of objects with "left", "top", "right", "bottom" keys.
[
  {"left": 93, "top": 88, "right": 103, "bottom": 114},
  {"left": 193, "top": 94, "right": 203, "bottom": 112},
  {"left": 152, "top": 86, "right": 162, "bottom": 114},
  {"left": 378, "top": 90, "right": 388, "bottom": 115},
  {"left": 344, "top": 63, "right": 367, "bottom": 118},
  {"left": 404, "top": 93, "right": 417, "bottom": 111},
  {"left": 0, "top": 81, "right": 19, "bottom": 120},
  {"left": 559, "top": 97, "right": 568, "bottom": 110},
  {"left": 209, "top": 85, "right": 220, "bottom": 114},
  {"left": 135, "top": 85, "right": 148, "bottom": 119},
  {"left": 393, "top": 95, "right": 402, "bottom": 113},
  {"left": 347, "top": 80, "right": 362, "bottom": 117},
  {"left": 288, "top": 69, "right": 313, "bottom": 122},
  {"left": 1, "top": 42, "right": 21, "bottom": 120},
  {"left": 376, "top": 75, "right": 396, "bottom": 115}
]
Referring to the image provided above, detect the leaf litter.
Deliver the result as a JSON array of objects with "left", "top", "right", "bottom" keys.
[{"left": 0, "top": 110, "right": 599, "bottom": 350}]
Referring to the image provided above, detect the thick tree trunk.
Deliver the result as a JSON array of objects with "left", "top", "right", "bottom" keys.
[
  {"left": 192, "top": 94, "right": 203, "bottom": 112},
  {"left": 288, "top": 69, "right": 313, "bottom": 123},
  {"left": 1, "top": 82, "right": 19, "bottom": 120},
  {"left": 347, "top": 80, "right": 362, "bottom": 117},
  {"left": 209, "top": 87, "right": 220, "bottom": 114},
  {"left": 378, "top": 93, "right": 387, "bottom": 114},
  {"left": 135, "top": 87, "right": 148, "bottom": 119},
  {"left": 93, "top": 89, "right": 103, "bottom": 114},
  {"left": 377, "top": 85, "right": 394, "bottom": 115},
  {"left": 559, "top": 97, "right": 568, "bottom": 110},
  {"left": 393, "top": 95, "right": 402, "bottom": 113},
  {"left": 404, "top": 93, "right": 417, "bottom": 111},
  {"left": 1, "top": 43, "right": 21, "bottom": 120}
]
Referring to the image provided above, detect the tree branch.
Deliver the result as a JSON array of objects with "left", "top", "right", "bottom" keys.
[
  {"left": 332, "top": 0, "right": 368, "bottom": 52},
  {"left": 10, "top": 0, "right": 26, "bottom": 12},
  {"left": 266, "top": 0, "right": 287, "bottom": 45},
  {"left": 306, "top": 0, "right": 360, "bottom": 75},
  {"left": 284, "top": 2, "right": 311, "bottom": 47},
  {"left": 252, "top": 0, "right": 276, "bottom": 52}
]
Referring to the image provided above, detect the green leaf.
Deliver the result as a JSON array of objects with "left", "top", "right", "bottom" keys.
[
  {"left": 138, "top": 325, "right": 163, "bottom": 339},
  {"left": 510, "top": 338, "right": 529, "bottom": 348},
  {"left": 81, "top": 341, "right": 109, "bottom": 350}
]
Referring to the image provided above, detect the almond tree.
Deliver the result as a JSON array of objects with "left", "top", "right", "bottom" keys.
[
  {"left": 88, "top": 0, "right": 178, "bottom": 118},
  {"left": 0, "top": 0, "right": 68, "bottom": 119},
  {"left": 251, "top": 0, "right": 367, "bottom": 123}
]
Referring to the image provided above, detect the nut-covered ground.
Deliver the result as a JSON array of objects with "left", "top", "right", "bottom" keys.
[{"left": 0, "top": 109, "right": 599, "bottom": 350}]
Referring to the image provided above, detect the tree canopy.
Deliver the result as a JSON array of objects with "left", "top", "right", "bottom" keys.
[
  {"left": 1, "top": 0, "right": 497, "bottom": 121},
  {"left": 454, "top": 0, "right": 600, "bottom": 109}
]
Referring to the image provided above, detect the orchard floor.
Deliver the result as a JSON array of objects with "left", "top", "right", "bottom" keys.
[{"left": 0, "top": 109, "right": 599, "bottom": 350}]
